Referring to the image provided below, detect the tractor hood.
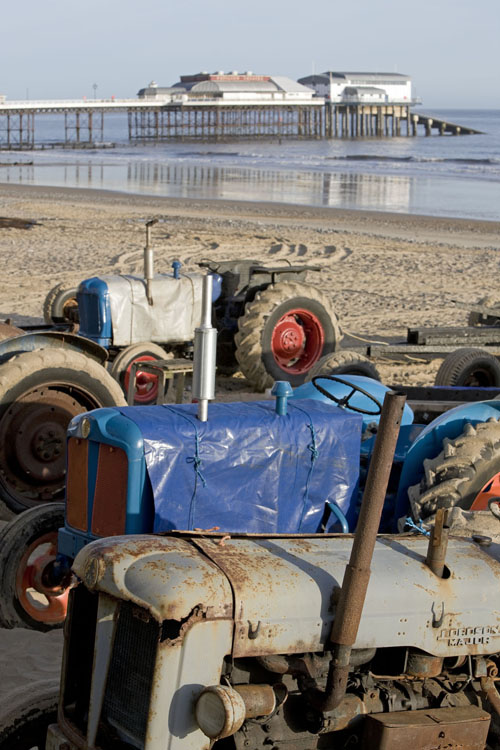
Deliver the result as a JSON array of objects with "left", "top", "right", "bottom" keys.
[
  {"left": 74, "top": 532, "right": 500, "bottom": 659},
  {"left": 81, "top": 273, "right": 205, "bottom": 346}
]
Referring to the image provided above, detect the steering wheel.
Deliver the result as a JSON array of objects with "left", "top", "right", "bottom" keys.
[
  {"left": 311, "top": 375, "right": 383, "bottom": 415},
  {"left": 198, "top": 259, "right": 220, "bottom": 273}
]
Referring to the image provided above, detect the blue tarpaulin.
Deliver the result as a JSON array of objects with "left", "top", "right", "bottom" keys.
[{"left": 119, "top": 400, "right": 362, "bottom": 534}]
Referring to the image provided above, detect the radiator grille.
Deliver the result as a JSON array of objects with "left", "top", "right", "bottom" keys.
[
  {"left": 101, "top": 601, "right": 159, "bottom": 748},
  {"left": 62, "top": 584, "right": 98, "bottom": 735},
  {"left": 91, "top": 445, "right": 128, "bottom": 537},
  {"left": 66, "top": 437, "right": 89, "bottom": 531}
]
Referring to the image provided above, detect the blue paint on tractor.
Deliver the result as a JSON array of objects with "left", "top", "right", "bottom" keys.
[
  {"left": 58, "top": 408, "right": 154, "bottom": 560},
  {"left": 392, "top": 398, "right": 500, "bottom": 528},
  {"left": 77, "top": 277, "right": 113, "bottom": 347},
  {"left": 292, "top": 375, "right": 415, "bottom": 429},
  {"left": 50, "top": 376, "right": 500, "bottom": 596}
]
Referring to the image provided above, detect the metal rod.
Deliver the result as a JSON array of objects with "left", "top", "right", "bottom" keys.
[
  {"left": 425, "top": 508, "right": 449, "bottom": 577},
  {"left": 308, "top": 390, "right": 406, "bottom": 713},
  {"left": 144, "top": 218, "right": 158, "bottom": 305},
  {"left": 192, "top": 274, "right": 217, "bottom": 422}
]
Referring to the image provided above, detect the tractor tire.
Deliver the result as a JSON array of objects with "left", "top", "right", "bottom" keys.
[
  {"left": 305, "top": 349, "right": 381, "bottom": 382},
  {"left": 234, "top": 282, "right": 342, "bottom": 391},
  {"left": 468, "top": 295, "right": 500, "bottom": 327},
  {"left": 435, "top": 348, "right": 500, "bottom": 387},
  {"left": 0, "top": 348, "right": 126, "bottom": 516},
  {"left": 0, "top": 679, "right": 59, "bottom": 750},
  {"left": 408, "top": 419, "right": 500, "bottom": 520},
  {"left": 0, "top": 503, "right": 68, "bottom": 631},
  {"left": 110, "top": 342, "right": 171, "bottom": 404},
  {"left": 43, "top": 283, "right": 79, "bottom": 325}
]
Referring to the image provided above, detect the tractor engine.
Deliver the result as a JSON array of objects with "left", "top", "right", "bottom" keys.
[{"left": 46, "top": 530, "right": 499, "bottom": 750}]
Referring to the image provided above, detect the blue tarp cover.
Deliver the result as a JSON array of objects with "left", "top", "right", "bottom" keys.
[{"left": 119, "top": 400, "right": 362, "bottom": 534}]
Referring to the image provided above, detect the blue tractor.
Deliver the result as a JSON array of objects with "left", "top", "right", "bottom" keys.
[
  {"left": 1, "top": 373, "right": 500, "bottom": 632},
  {"left": 43, "top": 221, "right": 342, "bottom": 400},
  {"left": 0, "top": 222, "right": 341, "bottom": 516}
]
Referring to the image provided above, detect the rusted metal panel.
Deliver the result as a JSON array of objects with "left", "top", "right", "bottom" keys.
[
  {"left": 363, "top": 705, "right": 490, "bottom": 749},
  {"left": 72, "top": 536, "right": 233, "bottom": 623},
  {"left": 73, "top": 531, "right": 500, "bottom": 659},
  {"left": 193, "top": 534, "right": 500, "bottom": 658}
]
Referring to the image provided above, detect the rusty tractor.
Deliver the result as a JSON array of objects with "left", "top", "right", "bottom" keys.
[
  {"left": 2, "top": 362, "right": 500, "bottom": 638},
  {"left": 3, "top": 392, "right": 500, "bottom": 749}
]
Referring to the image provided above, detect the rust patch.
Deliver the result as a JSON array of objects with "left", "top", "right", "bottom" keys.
[{"left": 364, "top": 705, "right": 490, "bottom": 749}]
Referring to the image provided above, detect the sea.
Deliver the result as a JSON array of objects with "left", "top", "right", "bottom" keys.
[{"left": 0, "top": 108, "right": 499, "bottom": 222}]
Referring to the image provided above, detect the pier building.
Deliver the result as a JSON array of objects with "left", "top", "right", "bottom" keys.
[
  {"left": 297, "top": 72, "right": 413, "bottom": 104},
  {"left": 0, "top": 70, "right": 481, "bottom": 149},
  {"left": 132, "top": 71, "right": 324, "bottom": 140},
  {"left": 138, "top": 71, "right": 317, "bottom": 104}
]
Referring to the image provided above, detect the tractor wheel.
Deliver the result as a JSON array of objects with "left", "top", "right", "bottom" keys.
[
  {"left": 408, "top": 419, "right": 500, "bottom": 520},
  {"left": 468, "top": 295, "right": 500, "bottom": 327},
  {"left": 0, "top": 503, "right": 69, "bottom": 631},
  {"left": 0, "top": 348, "right": 126, "bottom": 516},
  {"left": 43, "top": 283, "right": 79, "bottom": 325},
  {"left": 305, "top": 349, "right": 381, "bottom": 382},
  {"left": 0, "top": 679, "right": 59, "bottom": 750},
  {"left": 435, "top": 348, "right": 500, "bottom": 387},
  {"left": 234, "top": 282, "right": 341, "bottom": 391},
  {"left": 110, "top": 342, "right": 170, "bottom": 404}
]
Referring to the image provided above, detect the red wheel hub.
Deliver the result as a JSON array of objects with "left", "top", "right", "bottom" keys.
[
  {"left": 270, "top": 308, "right": 324, "bottom": 375},
  {"left": 471, "top": 472, "right": 500, "bottom": 510},
  {"left": 16, "top": 532, "right": 70, "bottom": 625},
  {"left": 123, "top": 355, "right": 160, "bottom": 404}
]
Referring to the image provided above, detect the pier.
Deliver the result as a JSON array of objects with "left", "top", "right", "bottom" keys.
[
  {"left": 412, "top": 112, "right": 482, "bottom": 136},
  {"left": 0, "top": 97, "right": 482, "bottom": 149},
  {"left": 325, "top": 104, "right": 482, "bottom": 137}
]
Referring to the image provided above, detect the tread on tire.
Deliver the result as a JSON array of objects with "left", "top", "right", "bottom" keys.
[
  {"left": 305, "top": 349, "right": 381, "bottom": 382},
  {"left": 408, "top": 419, "right": 500, "bottom": 520},
  {"left": 234, "top": 282, "right": 342, "bottom": 391},
  {"left": 435, "top": 347, "right": 500, "bottom": 387},
  {"left": 0, "top": 503, "right": 66, "bottom": 631},
  {"left": 0, "top": 348, "right": 125, "bottom": 515}
]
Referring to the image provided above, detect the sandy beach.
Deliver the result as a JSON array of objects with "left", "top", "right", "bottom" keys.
[
  {"left": 1, "top": 182, "right": 500, "bottom": 389},
  {"left": 0, "top": 182, "right": 499, "bottom": 707}
]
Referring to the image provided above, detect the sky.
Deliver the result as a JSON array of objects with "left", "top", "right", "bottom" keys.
[{"left": 1, "top": 0, "right": 498, "bottom": 109}]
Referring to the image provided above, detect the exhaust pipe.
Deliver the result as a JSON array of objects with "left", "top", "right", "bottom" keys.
[
  {"left": 308, "top": 390, "right": 406, "bottom": 712},
  {"left": 144, "top": 218, "right": 158, "bottom": 305},
  {"left": 425, "top": 508, "right": 449, "bottom": 578},
  {"left": 192, "top": 274, "right": 217, "bottom": 422}
]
